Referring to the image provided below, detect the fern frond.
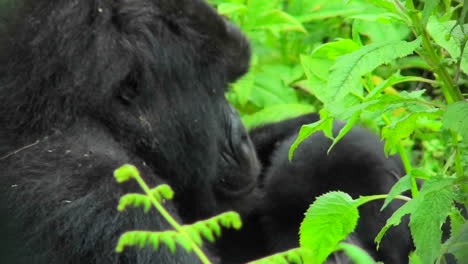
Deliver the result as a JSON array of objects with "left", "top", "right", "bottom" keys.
[
  {"left": 118, "top": 193, "right": 152, "bottom": 212},
  {"left": 150, "top": 184, "right": 174, "bottom": 202},
  {"left": 115, "top": 230, "right": 195, "bottom": 254},
  {"left": 248, "top": 248, "right": 312, "bottom": 264},
  {"left": 114, "top": 164, "right": 139, "bottom": 183},
  {"left": 182, "top": 211, "right": 242, "bottom": 243}
]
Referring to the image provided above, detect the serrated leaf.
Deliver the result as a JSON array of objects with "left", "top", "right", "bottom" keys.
[
  {"left": 381, "top": 175, "right": 411, "bottom": 210},
  {"left": 427, "top": 18, "right": 468, "bottom": 73},
  {"left": 289, "top": 114, "right": 333, "bottom": 160},
  {"left": 376, "top": 178, "right": 455, "bottom": 255},
  {"left": 445, "top": 221, "right": 468, "bottom": 263},
  {"left": 410, "top": 183, "right": 454, "bottom": 263},
  {"left": 443, "top": 101, "right": 468, "bottom": 144},
  {"left": 299, "top": 192, "right": 359, "bottom": 263},
  {"left": 328, "top": 111, "right": 360, "bottom": 153},
  {"left": 327, "top": 38, "right": 421, "bottom": 102},
  {"left": 336, "top": 243, "right": 376, "bottom": 264},
  {"left": 382, "top": 110, "right": 443, "bottom": 154}
]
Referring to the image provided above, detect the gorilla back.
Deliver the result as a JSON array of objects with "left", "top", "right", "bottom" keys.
[{"left": 0, "top": 0, "right": 259, "bottom": 263}]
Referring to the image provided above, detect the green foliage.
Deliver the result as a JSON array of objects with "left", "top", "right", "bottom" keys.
[
  {"left": 210, "top": 0, "right": 468, "bottom": 263},
  {"left": 299, "top": 192, "right": 359, "bottom": 263},
  {"left": 114, "top": 165, "right": 242, "bottom": 264}
]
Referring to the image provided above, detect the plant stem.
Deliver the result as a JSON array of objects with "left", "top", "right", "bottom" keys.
[
  {"left": 134, "top": 175, "right": 212, "bottom": 264},
  {"left": 355, "top": 194, "right": 412, "bottom": 207}
]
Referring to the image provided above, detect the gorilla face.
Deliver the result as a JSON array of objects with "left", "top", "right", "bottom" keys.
[
  {"left": 96, "top": 0, "right": 256, "bottom": 219},
  {"left": 0, "top": 0, "right": 255, "bottom": 221}
]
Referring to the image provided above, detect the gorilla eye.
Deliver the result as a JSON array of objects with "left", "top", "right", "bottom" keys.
[{"left": 116, "top": 72, "right": 141, "bottom": 105}]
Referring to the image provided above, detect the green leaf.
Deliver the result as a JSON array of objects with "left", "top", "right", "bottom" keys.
[
  {"left": 229, "top": 72, "right": 255, "bottom": 106},
  {"left": 381, "top": 175, "right": 411, "bottom": 210},
  {"left": 422, "top": 0, "right": 441, "bottom": 24},
  {"left": 118, "top": 193, "right": 152, "bottom": 212},
  {"left": 299, "top": 192, "right": 359, "bottom": 263},
  {"left": 253, "top": 10, "right": 306, "bottom": 33},
  {"left": 376, "top": 178, "right": 455, "bottom": 263},
  {"left": 151, "top": 184, "right": 174, "bottom": 201},
  {"left": 410, "top": 181, "right": 455, "bottom": 263},
  {"left": 328, "top": 111, "right": 360, "bottom": 153},
  {"left": 336, "top": 243, "right": 376, "bottom": 264},
  {"left": 242, "top": 104, "right": 314, "bottom": 129},
  {"left": 327, "top": 38, "right": 421, "bottom": 102},
  {"left": 382, "top": 110, "right": 443, "bottom": 154},
  {"left": 443, "top": 101, "right": 468, "bottom": 144},
  {"left": 362, "top": 0, "right": 398, "bottom": 13},
  {"left": 248, "top": 248, "right": 313, "bottom": 264},
  {"left": 217, "top": 3, "right": 247, "bottom": 16},
  {"left": 445, "top": 221, "right": 468, "bottom": 263},
  {"left": 427, "top": 18, "right": 468, "bottom": 73},
  {"left": 114, "top": 164, "right": 139, "bottom": 183},
  {"left": 306, "top": 39, "right": 361, "bottom": 80},
  {"left": 160, "top": 233, "right": 177, "bottom": 254},
  {"left": 289, "top": 113, "right": 333, "bottom": 160},
  {"left": 193, "top": 222, "right": 215, "bottom": 242}
]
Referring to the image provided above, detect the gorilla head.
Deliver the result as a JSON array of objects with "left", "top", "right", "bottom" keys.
[{"left": 0, "top": 0, "right": 258, "bottom": 263}]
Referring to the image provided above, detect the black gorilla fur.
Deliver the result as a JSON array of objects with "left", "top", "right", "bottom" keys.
[
  {"left": 0, "top": 0, "right": 259, "bottom": 263},
  {"left": 217, "top": 114, "right": 412, "bottom": 264},
  {"left": 0, "top": 0, "right": 413, "bottom": 263}
]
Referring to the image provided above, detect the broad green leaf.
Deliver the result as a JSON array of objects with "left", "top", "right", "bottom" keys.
[
  {"left": 243, "top": 104, "right": 314, "bottom": 129},
  {"left": 253, "top": 10, "right": 306, "bottom": 33},
  {"left": 445, "top": 221, "right": 468, "bottom": 263},
  {"left": 352, "top": 16, "right": 411, "bottom": 43},
  {"left": 376, "top": 178, "right": 455, "bottom": 256},
  {"left": 299, "top": 192, "right": 359, "bottom": 263},
  {"left": 422, "top": 0, "right": 441, "bottom": 24},
  {"left": 367, "top": 74, "right": 432, "bottom": 99},
  {"left": 229, "top": 72, "right": 255, "bottom": 106},
  {"left": 297, "top": 0, "right": 380, "bottom": 22},
  {"left": 217, "top": 3, "right": 247, "bottom": 16},
  {"left": 327, "top": 38, "right": 421, "bottom": 102},
  {"left": 382, "top": 110, "right": 443, "bottom": 154},
  {"left": 381, "top": 175, "right": 411, "bottom": 210},
  {"left": 410, "top": 182, "right": 454, "bottom": 263},
  {"left": 442, "top": 101, "right": 468, "bottom": 144},
  {"left": 336, "top": 243, "right": 376, "bottom": 264},
  {"left": 362, "top": 0, "right": 398, "bottom": 13},
  {"left": 289, "top": 112, "right": 333, "bottom": 160},
  {"left": 427, "top": 18, "right": 468, "bottom": 73},
  {"left": 306, "top": 39, "right": 361, "bottom": 80}
]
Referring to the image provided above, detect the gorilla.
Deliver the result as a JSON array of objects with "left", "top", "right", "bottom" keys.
[
  {"left": 0, "top": 0, "right": 413, "bottom": 263},
  {"left": 217, "top": 114, "right": 413, "bottom": 264},
  {"left": 0, "top": 0, "right": 260, "bottom": 263}
]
